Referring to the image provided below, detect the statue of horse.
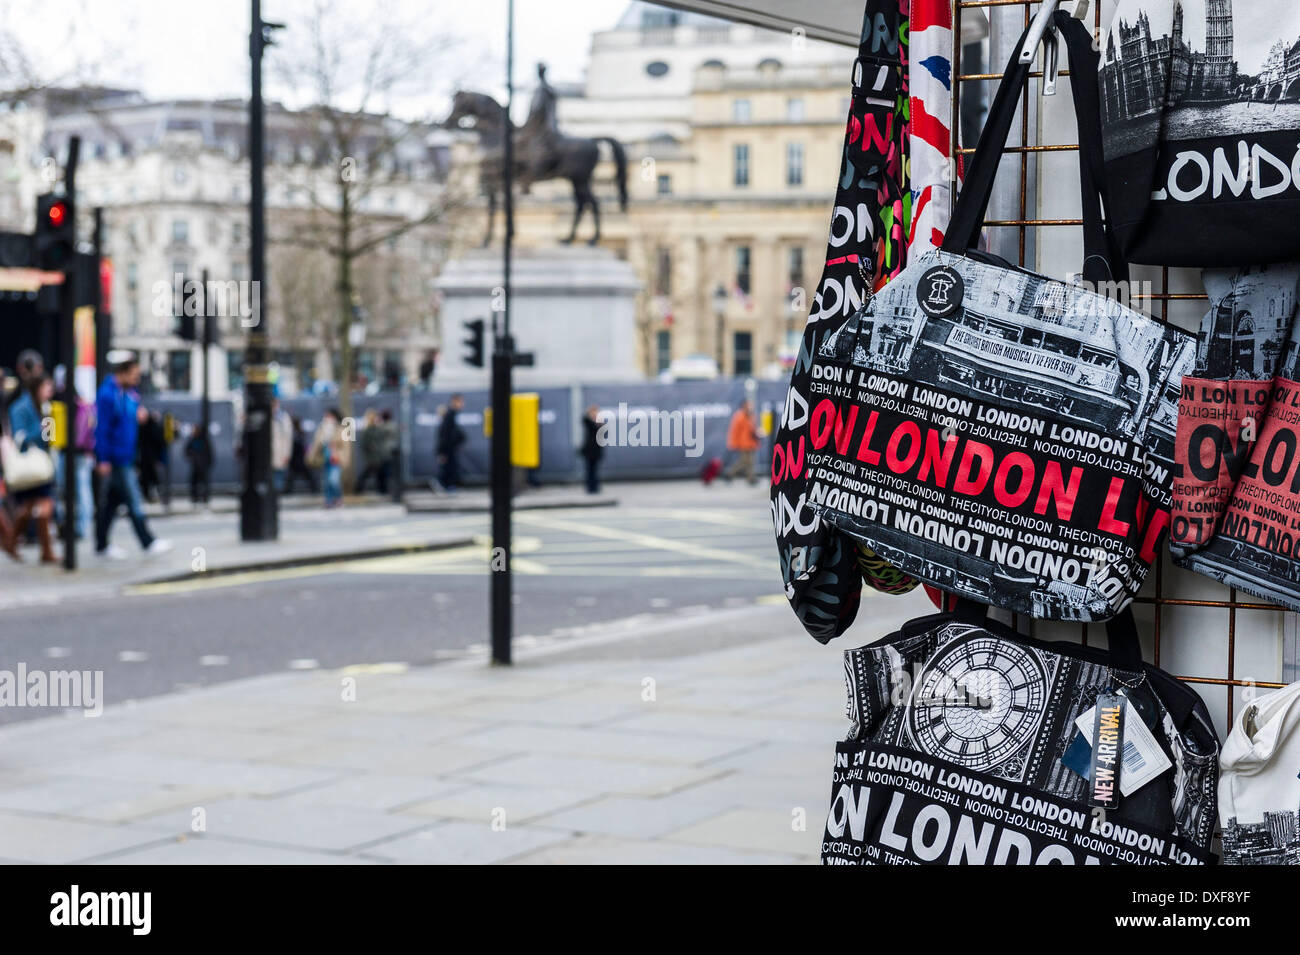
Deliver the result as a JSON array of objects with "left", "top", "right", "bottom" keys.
[{"left": 444, "top": 90, "right": 628, "bottom": 247}]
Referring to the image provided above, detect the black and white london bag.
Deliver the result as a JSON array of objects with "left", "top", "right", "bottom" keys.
[
  {"left": 802, "top": 15, "right": 1196, "bottom": 622},
  {"left": 822, "top": 605, "right": 1221, "bottom": 865},
  {"left": 1100, "top": 0, "right": 1300, "bottom": 267}
]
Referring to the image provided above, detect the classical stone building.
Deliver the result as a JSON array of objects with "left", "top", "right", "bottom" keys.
[
  {"left": 3, "top": 88, "right": 452, "bottom": 396},
  {"left": 500, "top": 2, "right": 856, "bottom": 380}
]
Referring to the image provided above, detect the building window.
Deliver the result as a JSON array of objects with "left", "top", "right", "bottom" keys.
[
  {"left": 656, "top": 330, "right": 672, "bottom": 374},
  {"left": 645, "top": 61, "right": 670, "bottom": 77},
  {"left": 735, "top": 245, "right": 752, "bottom": 296},
  {"left": 788, "top": 246, "right": 805, "bottom": 290},
  {"left": 654, "top": 247, "right": 672, "bottom": 296},
  {"left": 787, "top": 97, "right": 805, "bottom": 122},
  {"left": 733, "top": 331, "right": 754, "bottom": 376},
  {"left": 171, "top": 219, "right": 189, "bottom": 244},
  {"left": 733, "top": 98, "right": 752, "bottom": 123},
  {"left": 168, "top": 350, "right": 192, "bottom": 392},
  {"left": 786, "top": 142, "right": 804, "bottom": 187},
  {"left": 227, "top": 351, "right": 244, "bottom": 392},
  {"left": 656, "top": 174, "right": 672, "bottom": 196},
  {"left": 733, "top": 144, "right": 750, "bottom": 188}
]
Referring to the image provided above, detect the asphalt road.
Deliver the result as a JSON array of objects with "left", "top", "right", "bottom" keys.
[{"left": 0, "top": 488, "right": 783, "bottom": 723}]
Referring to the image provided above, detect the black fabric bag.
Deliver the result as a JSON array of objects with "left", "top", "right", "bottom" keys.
[
  {"left": 1099, "top": 0, "right": 1300, "bottom": 267},
  {"left": 800, "top": 14, "right": 1196, "bottom": 622},
  {"left": 771, "top": 0, "right": 918, "bottom": 645},
  {"left": 821, "top": 603, "right": 1220, "bottom": 865}
]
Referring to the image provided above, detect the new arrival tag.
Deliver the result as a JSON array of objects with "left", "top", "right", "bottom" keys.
[
  {"left": 1087, "top": 691, "right": 1125, "bottom": 809},
  {"left": 1073, "top": 697, "right": 1173, "bottom": 797}
]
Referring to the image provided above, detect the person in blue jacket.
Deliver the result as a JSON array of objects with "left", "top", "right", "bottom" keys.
[{"left": 94, "top": 353, "right": 170, "bottom": 558}]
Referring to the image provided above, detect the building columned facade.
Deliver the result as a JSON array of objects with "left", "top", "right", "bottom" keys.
[{"left": 501, "top": 1, "right": 856, "bottom": 380}]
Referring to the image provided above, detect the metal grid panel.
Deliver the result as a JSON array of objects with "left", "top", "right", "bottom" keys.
[{"left": 950, "top": 0, "right": 1288, "bottom": 732}]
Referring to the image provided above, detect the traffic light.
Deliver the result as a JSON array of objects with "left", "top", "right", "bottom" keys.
[
  {"left": 463, "top": 317, "right": 486, "bottom": 368},
  {"left": 34, "top": 193, "right": 74, "bottom": 271}
]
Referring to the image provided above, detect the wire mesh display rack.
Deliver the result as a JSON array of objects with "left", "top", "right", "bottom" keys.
[{"left": 949, "top": 0, "right": 1290, "bottom": 734}]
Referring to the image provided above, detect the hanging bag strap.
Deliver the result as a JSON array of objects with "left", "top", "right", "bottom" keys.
[
  {"left": 942, "top": 12, "right": 1125, "bottom": 285},
  {"left": 954, "top": 596, "right": 1144, "bottom": 672}
]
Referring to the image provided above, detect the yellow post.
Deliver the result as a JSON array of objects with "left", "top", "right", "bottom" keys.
[
  {"left": 48, "top": 401, "right": 68, "bottom": 450},
  {"left": 510, "top": 393, "right": 540, "bottom": 468}
]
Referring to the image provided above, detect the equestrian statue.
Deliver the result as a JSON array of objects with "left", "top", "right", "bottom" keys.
[{"left": 445, "top": 64, "right": 629, "bottom": 247}]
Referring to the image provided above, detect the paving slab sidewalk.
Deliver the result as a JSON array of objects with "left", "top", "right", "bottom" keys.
[{"left": 0, "top": 592, "right": 934, "bottom": 864}]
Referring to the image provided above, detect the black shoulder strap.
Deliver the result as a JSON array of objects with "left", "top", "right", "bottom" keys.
[
  {"left": 942, "top": 12, "right": 1124, "bottom": 285},
  {"left": 952, "top": 597, "right": 1144, "bottom": 673}
]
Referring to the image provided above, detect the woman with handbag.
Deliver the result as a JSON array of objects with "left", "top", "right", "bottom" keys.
[
  {"left": 4, "top": 372, "right": 58, "bottom": 564},
  {"left": 309, "top": 408, "right": 348, "bottom": 509}
]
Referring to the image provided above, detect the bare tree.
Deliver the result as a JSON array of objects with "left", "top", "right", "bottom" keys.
[{"left": 267, "top": 0, "right": 471, "bottom": 484}]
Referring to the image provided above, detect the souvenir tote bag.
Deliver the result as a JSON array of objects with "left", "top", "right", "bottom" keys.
[
  {"left": 1219, "top": 679, "right": 1300, "bottom": 864},
  {"left": 802, "top": 13, "right": 1196, "bottom": 622},
  {"left": 822, "top": 603, "right": 1220, "bottom": 865},
  {"left": 771, "top": 0, "right": 919, "bottom": 644},
  {"left": 1099, "top": 0, "right": 1300, "bottom": 267},
  {"left": 1169, "top": 263, "right": 1300, "bottom": 612}
]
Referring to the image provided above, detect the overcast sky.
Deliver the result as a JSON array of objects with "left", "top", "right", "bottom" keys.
[{"left": 8, "top": 0, "right": 632, "bottom": 115}]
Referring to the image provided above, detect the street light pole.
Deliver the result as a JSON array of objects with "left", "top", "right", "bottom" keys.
[
  {"left": 489, "top": 0, "right": 516, "bottom": 666},
  {"left": 242, "top": 0, "right": 282, "bottom": 541},
  {"left": 201, "top": 267, "right": 211, "bottom": 465}
]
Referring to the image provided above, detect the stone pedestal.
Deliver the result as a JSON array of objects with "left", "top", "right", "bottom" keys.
[{"left": 435, "top": 245, "right": 643, "bottom": 388}]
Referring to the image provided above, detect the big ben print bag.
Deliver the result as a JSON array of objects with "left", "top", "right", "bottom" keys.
[{"left": 822, "top": 603, "right": 1220, "bottom": 865}]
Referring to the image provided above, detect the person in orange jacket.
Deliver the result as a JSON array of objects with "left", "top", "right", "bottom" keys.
[{"left": 724, "top": 399, "right": 760, "bottom": 485}]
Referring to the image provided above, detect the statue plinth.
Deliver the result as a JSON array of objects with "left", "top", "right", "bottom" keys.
[{"left": 435, "top": 245, "right": 643, "bottom": 388}]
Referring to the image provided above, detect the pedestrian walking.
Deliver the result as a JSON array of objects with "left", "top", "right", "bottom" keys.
[
  {"left": 435, "top": 394, "right": 466, "bottom": 493},
  {"left": 3, "top": 372, "right": 58, "bottom": 563},
  {"left": 0, "top": 470, "right": 16, "bottom": 562},
  {"left": 356, "top": 409, "right": 388, "bottom": 494},
  {"left": 0, "top": 367, "right": 18, "bottom": 561},
  {"left": 135, "top": 407, "right": 168, "bottom": 503},
  {"left": 579, "top": 404, "right": 604, "bottom": 494},
  {"left": 285, "top": 416, "right": 317, "bottom": 494},
  {"left": 52, "top": 395, "right": 95, "bottom": 540},
  {"left": 309, "top": 408, "right": 349, "bottom": 508},
  {"left": 94, "top": 353, "right": 171, "bottom": 558},
  {"left": 270, "top": 397, "right": 293, "bottom": 493},
  {"left": 724, "top": 399, "right": 760, "bottom": 486},
  {"left": 183, "top": 423, "right": 213, "bottom": 505}
]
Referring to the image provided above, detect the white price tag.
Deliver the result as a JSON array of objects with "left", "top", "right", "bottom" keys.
[{"left": 1075, "top": 702, "right": 1172, "bottom": 797}]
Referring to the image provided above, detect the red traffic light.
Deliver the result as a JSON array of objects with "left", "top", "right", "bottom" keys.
[{"left": 47, "top": 201, "right": 67, "bottom": 227}]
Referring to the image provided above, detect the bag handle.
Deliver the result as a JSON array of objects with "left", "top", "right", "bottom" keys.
[
  {"left": 953, "top": 597, "right": 1144, "bottom": 673},
  {"left": 942, "top": 12, "right": 1125, "bottom": 284}
]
